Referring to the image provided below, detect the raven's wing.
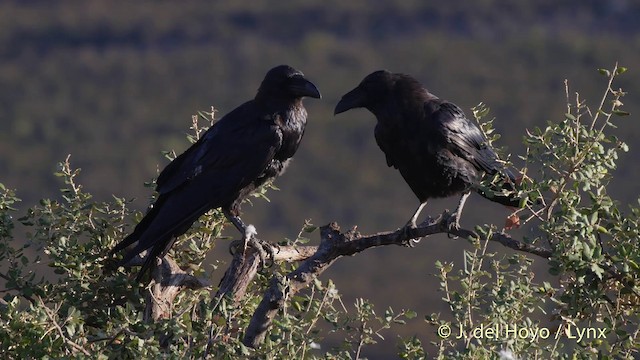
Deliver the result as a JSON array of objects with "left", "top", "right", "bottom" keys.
[
  {"left": 434, "top": 101, "right": 520, "bottom": 207},
  {"left": 374, "top": 121, "right": 400, "bottom": 168},
  {"left": 431, "top": 101, "right": 505, "bottom": 175},
  {"left": 155, "top": 101, "right": 265, "bottom": 196},
  {"left": 112, "top": 102, "right": 282, "bottom": 272}
]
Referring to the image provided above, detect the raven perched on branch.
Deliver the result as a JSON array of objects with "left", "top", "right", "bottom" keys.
[
  {"left": 335, "top": 70, "right": 519, "bottom": 239},
  {"left": 111, "top": 65, "right": 321, "bottom": 280}
]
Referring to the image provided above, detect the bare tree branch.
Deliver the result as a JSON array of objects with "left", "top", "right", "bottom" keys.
[
  {"left": 214, "top": 242, "right": 319, "bottom": 304},
  {"left": 243, "top": 213, "right": 551, "bottom": 347},
  {"left": 37, "top": 296, "right": 91, "bottom": 356},
  {"left": 215, "top": 247, "right": 262, "bottom": 304},
  {"left": 127, "top": 211, "right": 551, "bottom": 348},
  {"left": 143, "top": 256, "right": 208, "bottom": 322},
  {"left": 272, "top": 244, "right": 319, "bottom": 262}
]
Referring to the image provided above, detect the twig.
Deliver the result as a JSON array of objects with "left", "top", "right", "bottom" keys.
[{"left": 37, "top": 296, "right": 91, "bottom": 356}]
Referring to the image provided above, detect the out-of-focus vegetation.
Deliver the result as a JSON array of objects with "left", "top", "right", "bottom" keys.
[{"left": 1, "top": 1, "right": 639, "bottom": 357}]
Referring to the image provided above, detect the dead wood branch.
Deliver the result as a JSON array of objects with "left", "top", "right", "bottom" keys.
[
  {"left": 243, "top": 213, "right": 551, "bottom": 347},
  {"left": 214, "top": 242, "right": 320, "bottom": 305},
  {"left": 125, "top": 211, "right": 551, "bottom": 348},
  {"left": 143, "top": 255, "right": 207, "bottom": 322}
]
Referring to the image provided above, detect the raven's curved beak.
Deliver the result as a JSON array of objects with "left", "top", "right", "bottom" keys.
[
  {"left": 290, "top": 77, "right": 321, "bottom": 99},
  {"left": 334, "top": 87, "right": 365, "bottom": 115}
]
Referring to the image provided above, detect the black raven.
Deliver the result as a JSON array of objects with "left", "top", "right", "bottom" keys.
[
  {"left": 111, "top": 65, "right": 321, "bottom": 280},
  {"left": 334, "top": 70, "right": 519, "bottom": 237}
]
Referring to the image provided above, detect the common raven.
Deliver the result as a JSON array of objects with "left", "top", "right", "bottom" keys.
[
  {"left": 335, "top": 70, "right": 519, "bottom": 238},
  {"left": 111, "top": 65, "right": 321, "bottom": 280}
]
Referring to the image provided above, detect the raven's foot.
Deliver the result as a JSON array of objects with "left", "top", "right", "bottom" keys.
[
  {"left": 400, "top": 222, "right": 422, "bottom": 247},
  {"left": 228, "top": 225, "right": 276, "bottom": 268},
  {"left": 247, "top": 236, "right": 276, "bottom": 268},
  {"left": 400, "top": 201, "right": 429, "bottom": 247},
  {"left": 443, "top": 211, "right": 461, "bottom": 239}
]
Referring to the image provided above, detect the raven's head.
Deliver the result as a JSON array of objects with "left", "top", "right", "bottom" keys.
[
  {"left": 334, "top": 70, "right": 395, "bottom": 115},
  {"left": 258, "top": 65, "right": 321, "bottom": 100}
]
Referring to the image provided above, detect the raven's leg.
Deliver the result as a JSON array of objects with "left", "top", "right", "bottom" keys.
[
  {"left": 401, "top": 201, "right": 427, "bottom": 247},
  {"left": 223, "top": 209, "right": 249, "bottom": 234},
  {"left": 447, "top": 191, "right": 470, "bottom": 232},
  {"left": 223, "top": 209, "right": 274, "bottom": 267},
  {"left": 408, "top": 202, "right": 427, "bottom": 228}
]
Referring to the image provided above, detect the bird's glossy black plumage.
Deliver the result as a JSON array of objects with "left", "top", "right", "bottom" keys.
[
  {"left": 111, "top": 65, "right": 321, "bottom": 280},
  {"left": 335, "top": 70, "right": 518, "bottom": 231}
]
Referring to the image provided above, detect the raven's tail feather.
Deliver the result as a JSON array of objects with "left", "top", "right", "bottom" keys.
[
  {"left": 476, "top": 169, "right": 523, "bottom": 208},
  {"left": 110, "top": 196, "right": 167, "bottom": 256},
  {"left": 477, "top": 189, "right": 522, "bottom": 208},
  {"left": 135, "top": 236, "right": 178, "bottom": 282},
  {"left": 125, "top": 202, "right": 211, "bottom": 282}
]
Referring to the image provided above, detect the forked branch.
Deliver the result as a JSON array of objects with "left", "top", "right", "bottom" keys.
[{"left": 243, "top": 212, "right": 551, "bottom": 347}]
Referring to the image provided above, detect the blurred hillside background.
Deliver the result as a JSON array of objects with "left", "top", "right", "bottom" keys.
[{"left": 1, "top": 0, "right": 639, "bottom": 356}]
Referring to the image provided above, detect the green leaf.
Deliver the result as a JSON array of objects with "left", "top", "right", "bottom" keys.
[
  {"left": 616, "top": 67, "right": 628, "bottom": 75},
  {"left": 405, "top": 310, "right": 417, "bottom": 319},
  {"left": 597, "top": 68, "right": 611, "bottom": 77},
  {"left": 590, "top": 263, "right": 605, "bottom": 279},
  {"left": 303, "top": 224, "right": 318, "bottom": 233},
  {"left": 239, "top": 343, "right": 251, "bottom": 355},
  {"left": 612, "top": 110, "right": 630, "bottom": 116},
  {"left": 66, "top": 323, "right": 76, "bottom": 337}
]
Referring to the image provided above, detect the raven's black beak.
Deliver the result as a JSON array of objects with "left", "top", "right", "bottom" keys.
[
  {"left": 290, "top": 77, "right": 321, "bottom": 99},
  {"left": 334, "top": 87, "right": 365, "bottom": 115}
]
